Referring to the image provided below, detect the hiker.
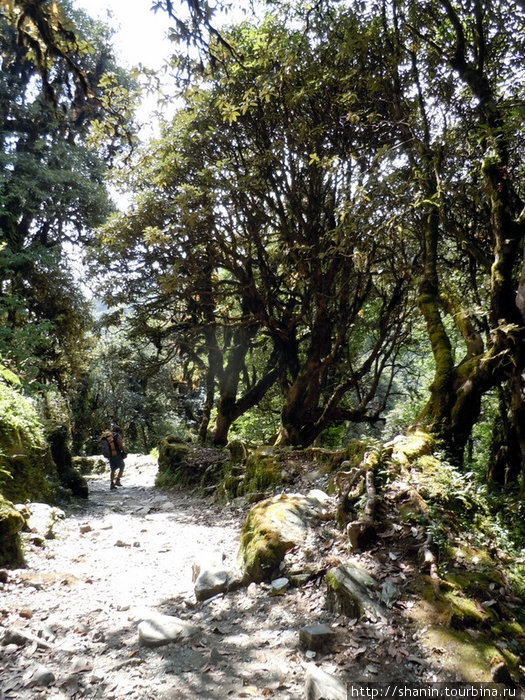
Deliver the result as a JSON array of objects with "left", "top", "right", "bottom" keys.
[{"left": 100, "top": 425, "right": 127, "bottom": 490}]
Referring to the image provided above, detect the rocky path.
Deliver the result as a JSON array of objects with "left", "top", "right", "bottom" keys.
[{"left": 1, "top": 455, "right": 448, "bottom": 699}]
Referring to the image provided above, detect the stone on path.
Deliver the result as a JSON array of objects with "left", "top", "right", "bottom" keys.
[
  {"left": 299, "top": 623, "right": 336, "bottom": 652},
  {"left": 138, "top": 613, "right": 200, "bottom": 647},
  {"left": 325, "top": 560, "right": 384, "bottom": 620},
  {"left": 24, "top": 664, "right": 56, "bottom": 688},
  {"left": 194, "top": 567, "right": 234, "bottom": 601},
  {"left": 270, "top": 577, "right": 290, "bottom": 595},
  {"left": 305, "top": 663, "right": 347, "bottom": 700}
]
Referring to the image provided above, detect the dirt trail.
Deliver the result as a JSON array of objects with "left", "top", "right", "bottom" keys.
[{"left": 1, "top": 455, "right": 445, "bottom": 699}]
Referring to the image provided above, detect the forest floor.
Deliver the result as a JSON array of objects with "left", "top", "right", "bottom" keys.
[{"left": 0, "top": 454, "right": 520, "bottom": 699}]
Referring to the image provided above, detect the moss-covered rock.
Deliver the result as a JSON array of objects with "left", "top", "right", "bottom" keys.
[
  {"left": 238, "top": 491, "right": 330, "bottom": 583},
  {"left": 240, "top": 446, "right": 283, "bottom": 494},
  {"left": 157, "top": 436, "right": 192, "bottom": 488},
  {"left": 156, "top": 437, "right": 229, "bottom": 490},
  {"left": 325, "top": 561, "right": 383, "bottom": 619},
  {"left": 0, "top": 494, "right": 25, "bottom": 566},
  {"left": 384, "top": 430, "right": 434, "bottom": 467}
]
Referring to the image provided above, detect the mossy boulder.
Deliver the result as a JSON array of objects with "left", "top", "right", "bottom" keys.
[
  {"left": 240, "top": 446, "right": 283, "bottom": 495},
  {"left": 156, "top": 436, "right": 229, "bottom": 489},
  {"left": 325, "top": 561, "right": 383, "bottom": 620},
  {"left": 157, "top": 436, "right": 192, "bottom": 488},
  {"left": 384, "top": 430, "right": 434, "bottom": 467},
  {"left": 238, "top": 490, "right": 331, "bottom": 583},
  {"left": 0, "top": 494, "right": 25, "bottom": 566}
]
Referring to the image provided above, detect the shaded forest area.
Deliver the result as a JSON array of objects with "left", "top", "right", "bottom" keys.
[{"left": 1, "top": 0, "right": 525, "bottom": 685}]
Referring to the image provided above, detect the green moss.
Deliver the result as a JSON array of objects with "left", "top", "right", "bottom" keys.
[
  {"left": 156, "top": 439, "right": 230, "bottom": 490},
  {"left": 385, "top": 430, "right": 435, "bottom": 469},
  {"left": 158, "top": 436, "right": 191, "bottom": 469},
  {"left": 400, "top": 431, "right": 435, "bottom": 459},
  {"left": 444, "top": 591, "right": 494, "bottom": 628},
  {"left": 421, "top": 583, "right": 495, "bottom": 629},
  {"left": 344, "top": 440, "right": 369, "bottom": 467},
  {"left": 492, "top": 620, "right": 525, "bottom": 639},
  {"left": 397, "top": 501, "right": 426, "bottom": 523},
  {"left": 238, "top": 494, "right": 307, "bottom": 582},
  {"left": 422, "top": 627, "right": 518, "bottom": 682},
  {"left": 72, "top": 456, "right": 106, "bottom": 475},
  {"left": 156, "top": 436, "right": 192, "bottom": 488},
  {"left": 0, "top": 382, "right": 59, "bottom": 504},
  {"left": 1, "top": 450, "right": 58, "bottom": 504},
  {"left": 240, "top": 447, "right": 282, "bottom": 495}
]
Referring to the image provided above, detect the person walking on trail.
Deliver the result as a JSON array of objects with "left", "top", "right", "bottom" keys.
[{"left": 100, "top": 425, "right": 127, "bottom": 490}]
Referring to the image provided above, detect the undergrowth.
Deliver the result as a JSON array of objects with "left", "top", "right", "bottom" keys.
[{"left": 402, "top": 451, "right": 525, "bottom": 603}]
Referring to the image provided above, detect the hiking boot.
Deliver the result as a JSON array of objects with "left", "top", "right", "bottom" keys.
[
  {"left": 115, "top": 480, "right": 122, "bottom": 486},
  {"left": 110, "top": 483, "right": 116, "bottom": 490}
]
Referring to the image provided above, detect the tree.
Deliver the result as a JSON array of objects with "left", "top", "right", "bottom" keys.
[
  {"left": 94, "top": 7, "right": 413, "bottom": 447},
  {"left": 369, "top": 0, "right": 525, "bottom": 482},
  {"left": 0, "top": 0, "right": 135, "bottom": 388}
]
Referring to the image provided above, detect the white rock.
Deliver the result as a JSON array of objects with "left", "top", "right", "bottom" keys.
[
  {"left": 138, "top": 613, "right": 200, "bottom": 647},
  {"left": 305, "top": 663, "right": 347, "bottom": 700},
  {"left": 270, "top": 577, "right": 290, "bottom": 595},
  {"left": 194, "top": 568, "right": 230, "bottom": 601}
]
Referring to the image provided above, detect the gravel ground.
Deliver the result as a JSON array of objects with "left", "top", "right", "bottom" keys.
[{"left": 0, "top": 455, "right": 447, "bottom": 699}]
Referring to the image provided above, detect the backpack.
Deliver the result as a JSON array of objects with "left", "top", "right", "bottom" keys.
[{"left": 99, "top": 431, "right": 116, "bottom": 458}]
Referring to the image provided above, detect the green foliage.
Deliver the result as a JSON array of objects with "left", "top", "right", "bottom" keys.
[
  {"left": 0, "top": 369, "right": 58, "bottom": 503},
  {"left": 0, "top": 378, "right": 46, "bottom": 452},
  {"left": 0, "top": 0, "right": 136, "bottom": 428},
  {"left": 228, "top": 391, "right": 281, "bottom": 446},
  {"left": 395, "top": 447, "right": 525, "bottom": 607},
  {"left": 71, "top": 326, "right": 194, "bottom": 454},
  {"left": 92, "top": 3, "right": 414, "bottom": 448}
]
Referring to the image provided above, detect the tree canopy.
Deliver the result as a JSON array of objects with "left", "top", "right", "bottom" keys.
[{"left": 0, "top": 0, "right": 524, "bottom": 489}]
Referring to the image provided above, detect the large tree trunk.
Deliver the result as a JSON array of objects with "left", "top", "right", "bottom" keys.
[
  {"left": 212, "top": 337, "right": 279, "bottom": 446},
  {"left": 403, "top": 2, "right": 525, "bottom": 479}
]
